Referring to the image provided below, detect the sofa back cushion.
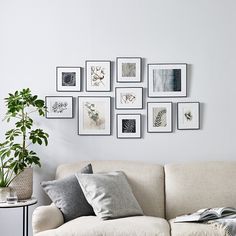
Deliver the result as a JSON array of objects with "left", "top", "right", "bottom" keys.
[
  {"left": 56, "top": 160, "right": 165, "bottom": 218},
  {"left": 165, "top": 161, "right": 236, "bottom": 219}
]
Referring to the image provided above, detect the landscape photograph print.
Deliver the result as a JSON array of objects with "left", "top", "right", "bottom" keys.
[{"left": 148, "top": 63, "right": 187, "bottom": 97}]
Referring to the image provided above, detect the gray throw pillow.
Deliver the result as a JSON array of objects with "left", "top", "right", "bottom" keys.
[
  {"left": 76, "top": 171, "right": 143, "bottom": 220},
  {"left": 41, "top": 164, "right": 94, "bottom": 222}
]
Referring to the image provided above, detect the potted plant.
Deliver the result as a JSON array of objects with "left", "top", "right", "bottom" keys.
[{"left": 0, "top": 88, "right": 49, "bottom": 200}]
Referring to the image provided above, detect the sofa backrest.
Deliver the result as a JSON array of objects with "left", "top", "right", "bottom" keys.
[
  {"left": 56, "top": 160, "right": 165, "bottom": 218},
  {"left": 165, "top": 161, "right": 236, "bottom": 219}
]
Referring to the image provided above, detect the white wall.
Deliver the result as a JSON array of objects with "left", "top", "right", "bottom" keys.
[{"left": 1, "top": 0, "right": 236, "bottom": 235}]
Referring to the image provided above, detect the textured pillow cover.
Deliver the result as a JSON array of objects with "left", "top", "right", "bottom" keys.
[
  {"left": 76, "top": 171, "right": 143, "bottom": 220},
  {"left": 41, "top": 164, "right": 94, "bottom": 222}
]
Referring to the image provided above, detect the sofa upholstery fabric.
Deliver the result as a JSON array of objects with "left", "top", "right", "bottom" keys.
[
  {"left": 76, "top": 171, "right": 143, "bottom": 219},
  {"left": 32, "top": 204, "right": 64, "bottom": 235},
  {"left": 169, "top": 220, "right": 227, "bottom": 236},
  {"left": 165, "top": 162, "right": 236, "bottom": 219},
  {"left": 56, "top": 160, "right": 165, "bottom": 218},
  {"left": 35, "top": 216, "right": 170, "bottom": 236}
]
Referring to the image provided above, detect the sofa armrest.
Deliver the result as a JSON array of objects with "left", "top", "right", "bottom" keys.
[{"left": 32, "top": 204, "right": 64, "bottom": 235}]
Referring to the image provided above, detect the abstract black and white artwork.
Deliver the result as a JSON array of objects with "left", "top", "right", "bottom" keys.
[
  {"left": 86, "top": 61, "right": 111, "bottom": 91},
  {"left": 117, "top": 114, "right": 141, "bottom": 138},
  {"left": 117, "top": 57, "right": 142, "bottom": 82},
  {"left": 177, "top": 102, "right": 200, "bottom": 130},
  {"left": 147, "top": 102, "right": 172, "bottom": 133},
  {"left": 45, "top": 96, "right": 73, "bottom": 119},
  {"left": 115, "top": 87, "right": 143, "bottom": 109},
  {"left": 78, "top": 96, "right": 111, "bottom": 135},
  {"left": 148, "top": 64, "right": 187, "bottom": 97},
  {"left": 56, "top": 67, "right": 81, "bottom": 91}
]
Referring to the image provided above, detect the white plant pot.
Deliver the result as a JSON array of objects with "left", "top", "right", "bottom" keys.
[
  {"left": 10, "top": 167, "right": 33, "bottom": 200},
  {"left": 0, "top": 187, "right": 11, "bottom": 202}
]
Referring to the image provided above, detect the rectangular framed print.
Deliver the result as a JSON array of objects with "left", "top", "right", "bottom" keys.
[
  {"left": 45, "top": 96, "right": 73, "bottom": 119},
  {"left": 115, "top": 87, "right": 143, "bottom": 109},
  {"left": 117, "top": 114, "right": 141, "bottom": 139},
  {"left": 177, "top": 102, "right": 200, "bottom": 130},
  {"left": 147, "top": 102, "right": 172, "bottom": 133},
  {"left": 86, "top": 60, "right": 111, "bottom": 91},
  {"left": 116, "top": 57, "right": 142, "bottom": 82},
  {"left": 148, "top": 63, "right": 187, "bottom": 97},
  {"left": 78, "top": 96, "right": 111, "bottom": 135},
  {"left": 56, "top": 67, "right": 81, "bottom": 91}
]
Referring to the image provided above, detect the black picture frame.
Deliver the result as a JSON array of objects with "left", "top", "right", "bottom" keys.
[
  {"left": 115, "top": 87, "right": 143, "bottom": 110},
  {"left": 147, "top": 63, "right": 187, "bottom": 98},
  {"left": 147, "top": 102, "right": 173, "bottom": 133},
  {"left": 85, "top": 60, "right": 111, "bottom": 92},
  {"left": 56, "top": 67, "right": 82, "bottom": 92},
  {"left": 116, "top": 57, "right": 142, "bottom": 83},
  {"left": 177, "top": 102, "right": 200, "bottom": 130},
  {"left": 116, "top": 114, "right": 142, "bottom": 139},
  {"left": 45, "top": 96, "right": 74, "bottom": 119},
  {"left": 77, "top": 96, "right": 111, "bottom": 136}
]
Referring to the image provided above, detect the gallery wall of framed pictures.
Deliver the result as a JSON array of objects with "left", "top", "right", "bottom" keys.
[{"left": 45, "top": 57, "right": 201, "bottom": 138}]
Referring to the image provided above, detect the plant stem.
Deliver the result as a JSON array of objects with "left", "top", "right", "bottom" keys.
[{"left": 22, "top": 108, "right": 26, "bottom": 163}]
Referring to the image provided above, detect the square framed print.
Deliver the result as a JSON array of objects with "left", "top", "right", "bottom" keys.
[
  {"left": 78, "top": 96, "right": 111, "bottom": 135},
  {"left": 147, "top": 102, "right": 173, "bottom": 133},
  {"left": 177, "top": 102, "right": 200, "bottom": 130},
  {"left": 115, "top": 87, "right": 143, "bottom": 109},
  {"left": 148, "top": 63, "right": 187, "bottom": 97},
  {"left": 85, "top": 60, "right": 111, "bottom": 91},
  {"left": 56, "top": 67, "right": 81, "bottom": 92},
  {"left": 45, "top": 96, "right": 73, "bottom": 119},
  {"left": 116, "top": 57, "right": 142, "bottom": 82},
  {"left": 117, "top": 114, "right": 141, "bottom": 139}
]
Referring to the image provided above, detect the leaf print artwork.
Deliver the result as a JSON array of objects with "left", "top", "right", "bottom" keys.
[
  {"left": 122, "top": 119, "right": 136, "bottom": 133},
  {"left": 51, "top": 102, "right": 68, "bottom": 113},
  {"left": 84, "top": 102, "right": 105, "bottom": 130},
  {"left": 91, "top": 66, "right": 105, "bottom": 87},
  {"left": 153, "top": 107, "right": 167, "bottom": 127},
  {"left": 120, "top": 93, "right": 136, "bottom": 104},
  {"left": 184, "top": 111, "right": 193, "bottom": 121}
]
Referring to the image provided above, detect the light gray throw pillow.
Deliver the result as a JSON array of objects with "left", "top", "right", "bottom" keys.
[
  {"left": 76, "top": 171, "right": 143, "bottom": 220},
  {"left": 41, "top": 164, "right": 94, "bottom": 222}
]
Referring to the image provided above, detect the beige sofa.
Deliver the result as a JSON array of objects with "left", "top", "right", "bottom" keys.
[{"left": 32, "top": 161, "right": 236, "bottom": 236}]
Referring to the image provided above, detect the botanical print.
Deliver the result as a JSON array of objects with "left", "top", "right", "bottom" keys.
[
  {"left": 153, "top": 107, "right": 167, "bottom": 127},
  {"left": 83, "top": 102, "right": 105, "bottom": 130},
  {"left": 122, "top": 63, "right": 136, "bottom": 77},
  {"left": 184, "top": 109, "right": 193, "bottom": 123},
  {"left": 51, "top": 101, "right": 68, "bottom": 113},
  {"left": 62, "top": 72, "right": 76, "bottom": 86},
  {"left": 91, "top": 66, "right": 105, "bottom": 87},
  {"left": 153, "top": 69, "right": 181, "bottom": 92},
  {"left": 122, "top": 119, "right": 136, "bottom": 133},
  {"left": 120, "top": 93, "right": 136, "bottom": 104}
]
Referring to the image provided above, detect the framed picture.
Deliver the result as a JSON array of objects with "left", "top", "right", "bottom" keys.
[
  {"left": 56, "top": 67, "right": 81, "bottom": 92},
  {"left": 45, "top": 96, "right": 73, "bottom": 119},
  {"left": 117, "top": 114, "right": 141, "bottom": 139},
  {"left": 147, "top": 102, "right": 173, "bottom": 133},
  {"left": 115, "top": 87, "right": 143, "bottom": 109},
  {"left": 85, "top": 60, "right": 111, "bottom": 91},
  {"left": 148, "top": 63, "right": 187, "bottom": 97},
  {"left": 116, "top": 57, "right": 142, "bottom": 82},
  {"left": 78, "top": 96, "right": 111, "bottom": 135},
  {"left": 177, "top": 102, "right": 200, "bottom": 130}
]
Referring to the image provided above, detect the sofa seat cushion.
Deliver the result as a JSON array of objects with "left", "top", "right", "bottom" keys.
[
  {"left": 170, "top": 220, "right": 227, "bottom": 236},
  {"left": 36, "top": 216, "right": 170, "bottom": 236}
]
